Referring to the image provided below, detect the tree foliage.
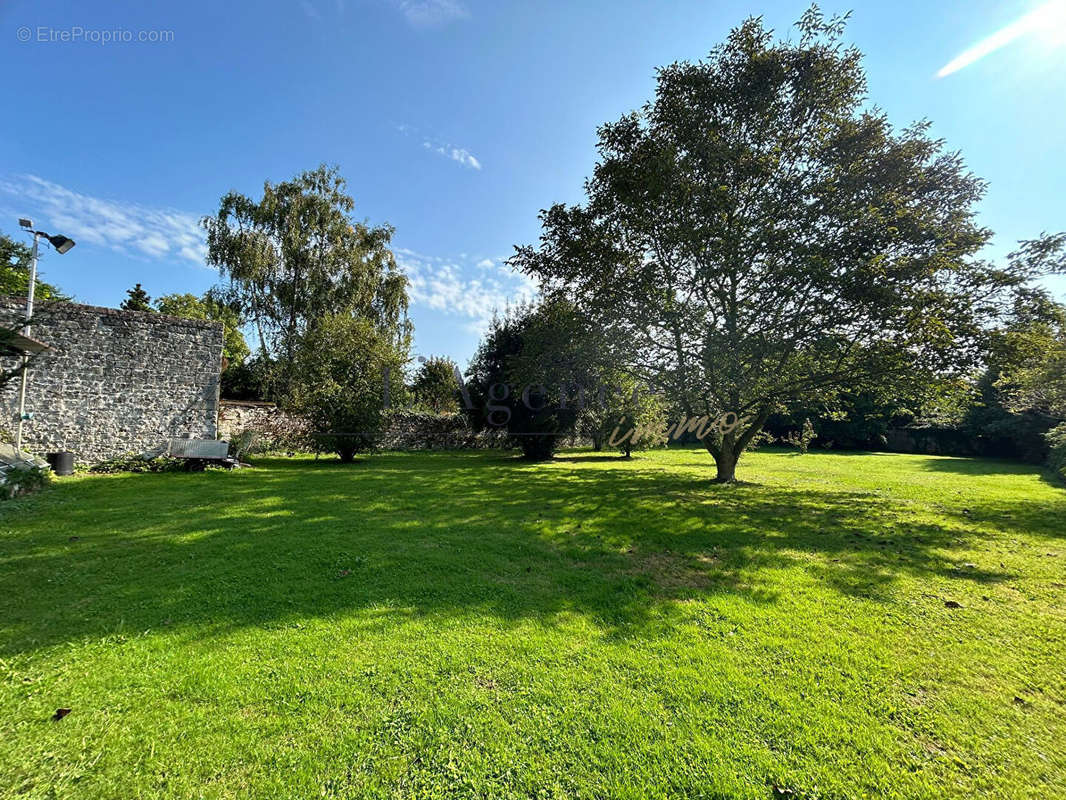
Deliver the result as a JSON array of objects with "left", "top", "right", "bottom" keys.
[
  {"left": 0, "top": 233, "right": 69, "bottom": 302},
  {"left": 203, "top": 165, "right": 411, "bottom": 391},
  {"left": 578, "top": 372, "right": 668, "bottom": 456},
  {"left": 411, "top": 356, "right": 461, "bottom": 414},
  {"left": 464, "top": 301, "right": 601, "bottom": 461},
  {"left": 287, "top": 314, "right": 409, "bottom": 462},
  {"left": 512, "top": 9, "right": 1045, "bottom": 481},
  {"left": 991, "top": 286, "right": 1066, "bottom": 421},
  {"left": 120, "top": 283, "right": 153, "bottom": 312},
  {"left": 156, "top": 292, "right": 251, "bottom": 365}
]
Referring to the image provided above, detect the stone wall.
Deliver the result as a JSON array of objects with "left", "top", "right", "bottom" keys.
[
  {"left": 218, "top": 402, "right": 511, "bottom": 452},
  {"left": 218, "top": 400, "right": 312, "bottom": 452},
  {"left": 0, "top": 297, "right": 223, "bottom": 464}
]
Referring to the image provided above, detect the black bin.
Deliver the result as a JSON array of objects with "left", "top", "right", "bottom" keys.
[{"left": 46, "top": 452, "right": 75, "bottom": 476}]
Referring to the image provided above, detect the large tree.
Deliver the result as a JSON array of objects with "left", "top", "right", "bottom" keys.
[
  {"left": 512, "top": 9, "right": 1046, "bottom": 482},
  {"left": 203, "top": 165, "right": 411, "bottom": 393},
  {"left": 464, "top": 300, "right": 606, "bottom": 460}
]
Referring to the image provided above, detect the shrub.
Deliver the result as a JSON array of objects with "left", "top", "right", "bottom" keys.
[
  {"left": 1047, "top": 423, "right": 1066, "bottom": 482},
  {"left": 287, "top": 314, "right": 407, "bottom": 462},
  {"left": 1, "top": 463, "right": 50, "bottom": 500},
  {"left": 782, "top": 418, "right": 817, "bottom": 454},
  {"left": 88, "top": 455, "right": 185, "bottom": 474},
  {"left": 228, "top": 430, "right": 258, "bottom": 461},
  {"left": 380, "top": 410, "right": 508, "bottom": 450}
]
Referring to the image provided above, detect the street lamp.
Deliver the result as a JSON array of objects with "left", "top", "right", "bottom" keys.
[{"left": 14, "top": 219, "right": 76, "bottom": 454}]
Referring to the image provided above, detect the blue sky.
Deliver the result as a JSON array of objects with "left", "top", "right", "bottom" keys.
[{"left": 1, "top": 0, "right": 1064, "bottom": 367}]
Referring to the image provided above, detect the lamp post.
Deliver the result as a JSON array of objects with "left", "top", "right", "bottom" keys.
[{"left": 14, "top": 219, "right": 75, "bottom": 454}]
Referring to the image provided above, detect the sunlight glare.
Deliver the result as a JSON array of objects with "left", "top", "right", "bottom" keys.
[{"left": 937, "top": 0, "right": 1066, "bottom": 77}]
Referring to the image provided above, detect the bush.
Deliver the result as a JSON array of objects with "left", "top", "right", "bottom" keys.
[
  {"left": 287, "top": 315, "right": 407, "bottom": 462},
  {"left": 410, "top": 357, "right": 461, "bottom": 414},
  {"left": 782, "top": 418, "right": 817, "bottom": 454},
  {"left": 228, "top": 430, "right": 258, "bottom": 461},
  {"left": 88, "top": 455, "right": 185, "bottom": 474},
  {"left": 1047, "top": 423, "right": 1066, "bottom": 482},
  {"left": 1, "top": 463, "right": 50, "bottom": 500}
]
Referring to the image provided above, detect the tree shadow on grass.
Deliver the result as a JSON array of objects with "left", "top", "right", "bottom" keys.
[
  {"left": 551, "top": 454, "right": 633, "bottom": 464},
  {"left": 0, "top": 451, "right": 1053, "bottom": 657}
]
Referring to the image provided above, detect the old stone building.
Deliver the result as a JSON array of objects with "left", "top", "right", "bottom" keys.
[{"left": 1, "top": 297, "right": 224, "bottom": 464}]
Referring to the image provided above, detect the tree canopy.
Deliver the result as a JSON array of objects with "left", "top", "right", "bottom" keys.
[
  {"left": 203, "top": 165, "right": 411, "bottom": 383},
  {"left": 512, "top": 8, "right": 1051, "bottom": 481},
  {"left": 287, "top": 314, "right": 409, "bottom": 462},
  {"left": 120, "top": 283, "right": 153, "bottom": 312},
  {"left": 464, "top": 300, "right": 604, "bottom": 460},
  {"left": 992, "top": 289, "right": 1066, "bottom": 421},
  {"left": 411, "top": 356, "right": 461, "bottom": 414}
]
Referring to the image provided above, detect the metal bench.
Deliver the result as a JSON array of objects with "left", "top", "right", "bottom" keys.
[{"left": 167, "top": 438, "right": 233, "bottom": 469}]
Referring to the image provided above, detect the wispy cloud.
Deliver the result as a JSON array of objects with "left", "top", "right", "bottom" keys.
[
  {"left": 937, "top": 0, "right": 1066, "bottom": 77},
  {"left": 421, "top": 140, "right": 482, "bottom": 170},
  {"left": 0, "top": 174, "right": 206, "bottom": 265},
  {"left": 396, "top": 247, "right": 536, "bottom": 333},
  {"left": 393, "top": 0, "right": 468, "bottom": 27},
  {"left": 397, "top": 123, "right": 482, "bottom": 170}
]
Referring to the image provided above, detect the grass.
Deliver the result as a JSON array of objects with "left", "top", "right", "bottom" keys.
[{"left": 1, "top": 447, "right": 1064, "bottom": 799}]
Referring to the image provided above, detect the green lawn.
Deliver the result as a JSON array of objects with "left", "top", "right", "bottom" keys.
[{"left": 1, "top": 448, "right": 1064, "bottom": 799}]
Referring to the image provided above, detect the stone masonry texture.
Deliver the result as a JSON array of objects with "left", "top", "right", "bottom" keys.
[{"left": 0, "top": 297, "right": 223, "bottom": 464}]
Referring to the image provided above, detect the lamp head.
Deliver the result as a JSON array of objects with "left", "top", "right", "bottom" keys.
[{"left": 48, "top": 234, "right": 75, "bottom": 254}]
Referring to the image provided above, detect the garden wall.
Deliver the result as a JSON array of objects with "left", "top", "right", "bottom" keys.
[
  {"left": 218, "top": 401, "right": 511, "bottom": 452},
  {"left": 0, "top": 297, "right": 224, "bottom": 464}
]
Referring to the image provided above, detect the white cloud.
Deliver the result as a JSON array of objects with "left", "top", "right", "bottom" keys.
[
  {"left": 397, "top": 123, "right": 482, "bottom": 171},
  {"left": 0, "top": 174, "right": 206, "bottom": 265},
  {"left": 421, "top": 140, "right": 482, "bottom": 170},
  {"left": 397, "top": 248, "right": 536, "bottom": 333},
  {"left": 393, "top": 0, "right": 468, "bottom": 27}
]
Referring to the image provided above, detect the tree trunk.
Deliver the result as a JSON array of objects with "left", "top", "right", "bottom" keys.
[
  {"left": 705, "top": 430, "right": 740, "bottom": 482},
  {"left": 713, "top": 448, "right": 737, "bottom": 482}
]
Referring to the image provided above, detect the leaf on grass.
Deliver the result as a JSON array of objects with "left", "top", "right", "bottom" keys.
[
  {"left": 944, "top": 600, "right": 963, "bottom": 609},
  {"left": 52, "top": 708, "right": 71, "bottom": 721}
]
